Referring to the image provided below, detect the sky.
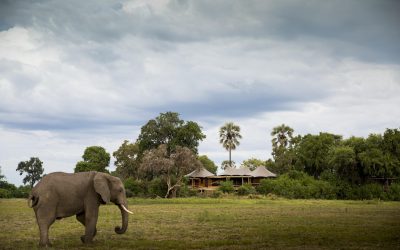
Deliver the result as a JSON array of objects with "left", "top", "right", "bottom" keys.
[{"left": 1, "top": 0, "right": 400, "bottom": 186}]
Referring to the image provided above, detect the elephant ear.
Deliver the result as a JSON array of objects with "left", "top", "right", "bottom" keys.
[{"left": 94, "top": 173, "right": 111, "bottom": 204}]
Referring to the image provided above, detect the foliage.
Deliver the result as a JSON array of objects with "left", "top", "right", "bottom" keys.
[
  {"left": 241, "top": 158, "right": 266, "bottom": 171},
  {"left": 113, "top": 141, "right": 140, "bottom": 179},
  {"left": 328, "top": 146, "right": 359, "bottom": 184},
  {"left": 140, "top": 144, "right": 202, "bottom": 198},
  {"left": 16, "top": 157, "right": 44, "bottom": 188},
  {"left": 270, "top": 124, "right": 296, "bottom": 174},
  {"left": 219, "top": 122, "right": 242, "bottom": 167},
  {"left": 237, "top": 183, "right": 256, "bottom": 195},
  {"left": 257, "top": 171, "right": 336, "bottom": 199},
  {"left": 0, "top": 179, "right": 31, "bottom": 198},
  {"left": 295, "top": 133, "right": 341, "bottom": 178},
  {"left": 123, "top": 178, "right": 147, "bottom": 197},
  {"left": 136, "top": 112, "right": 206, "bottom": 155},
  {"left": 75, "top": 146, "right": 110, "bottom": 173},
  {"left": 218, "top": 180, "right": 234, "bottom": 193},
  {"left": 198, "top": 155, "right": 217, "bottom": 174}
]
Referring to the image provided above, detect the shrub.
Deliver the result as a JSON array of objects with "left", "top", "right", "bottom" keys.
[
  {"left": 218, "top": 181, "right": 234, "bottom": 193},
  {"left": 256, "top": 172, "right": 336, "bottom": 199},
  {"left": 387, "top": 183, "right": 400, "bottom": 201},
  {"left": 237, "top": 183, "right": 256, "bottom": 196},
  {"left": 0, "top": 188, "right": 12, "bottom": 198},
  {"left": 124, "top": 178, "right": 147, "bottom": 197},
  {"left": 177, "top": 184, "right": 197, "bottom": 197},
  {"left": 148, "top": 178, "right": 168, "bottom": 198},
  {"left": 211, "top": 190, "right": 222, "bottom": 198}
]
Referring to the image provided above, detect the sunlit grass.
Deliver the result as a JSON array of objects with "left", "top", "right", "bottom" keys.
[{"left": 0, "top": 198, "right": 399, "bottom": 249}]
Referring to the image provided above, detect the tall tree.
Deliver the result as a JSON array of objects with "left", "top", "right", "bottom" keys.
[
  {"left": 270, "top": 124, "right": 295, "bottom": 174},
  {"left": 219, "top": 122, "right": 242, "bottom": 168},
  {"left": 198, "top": 155, "right": 218, "bottom": 174},
  {"left": 139, "top": 145, "right": 201, "bottom": 198},
  {"left": 328, "top": 146, "right": 358, "bottom": 183},
  {"left": 296, "top": 133, "right": 342, "bottom": 178},
  {"left": 113, "top": 141, "right": 140, "bottom": 179},
  {"left": 75, "top": 146, "right": 110, "bottom": 173},
  {"left": 137, "top": 112, "right": 205, "bottom": 155},
  {"left": 16, "top": 157, "right": 44, "bottom": 188}
]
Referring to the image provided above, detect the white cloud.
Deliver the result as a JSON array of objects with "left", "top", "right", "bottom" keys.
[{"left": 0, "top": 0, "right": 399, "bottom": 185}]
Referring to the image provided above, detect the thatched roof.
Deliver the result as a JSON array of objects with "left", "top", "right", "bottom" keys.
[
  {"left": 250, "top": 166, "right": 276, "bottom": 178},
  {"left": 220, "top": 167, "right": 252, "bottom": 176},
  {"left": 185, "top": 167, "right": 215, "bottom": 178}
]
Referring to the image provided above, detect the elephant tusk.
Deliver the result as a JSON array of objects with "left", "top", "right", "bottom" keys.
[{"left": 121, "top": 204, "right": 133, "bottom": 214}]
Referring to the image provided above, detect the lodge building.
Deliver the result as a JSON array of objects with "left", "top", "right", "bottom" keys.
[{"left": 185, "top": 166, "right": 276, "bottom": 192}]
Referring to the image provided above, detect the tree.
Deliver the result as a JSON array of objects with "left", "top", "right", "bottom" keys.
[
  {"left": 270, "top": 124, "right": 295, "bottom": 174},
  {"left": 198, "top": 155, "right": 217, "bottom": 174},
  {"left": 139, "top": 144, "right": 201, "bottom": 198},
  {"left": 75, "top": 146, "right": 110, "bottom": 173},
  {"left": 16, "top": 157, "right": 44, "bottom": 188},
  {"left": 241, "top": 158, "right": 267, "bottom": 171},
  {"left": 328, "top": 146, "right": 358, "bottom": 183},
  {"left": 296, "top": 133, "right": 341, "bottom": 178},
  {"left": 113, "top": 141, "right": 140, "bottom": 179},
  {"left": 219, "top": 122, "right": 242, "bottom": 168},
  {"left": 137, "top": 112, "right": 206, "bottom": 155}
]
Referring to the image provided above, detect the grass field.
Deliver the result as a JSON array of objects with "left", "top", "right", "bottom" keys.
[{"left": 0, "top": 197, "right": 399, "bottom": 249}]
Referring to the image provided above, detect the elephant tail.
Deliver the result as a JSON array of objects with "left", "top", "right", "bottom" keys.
[{"left": 28, "top": 194, "right": 39, "bottom": 208}]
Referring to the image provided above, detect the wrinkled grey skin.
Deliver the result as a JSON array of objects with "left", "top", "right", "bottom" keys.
[{"left": 28, "top": 171, "right": 130, "bottom": 247}]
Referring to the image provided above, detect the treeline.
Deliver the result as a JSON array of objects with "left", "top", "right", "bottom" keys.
[{"left": 1, "top": 111, "right": 399, "bottom": 200}]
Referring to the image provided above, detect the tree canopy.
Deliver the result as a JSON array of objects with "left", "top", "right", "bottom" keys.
[
  {"left": 16, "top": 157, "right": 44, "bottom": 188},
  {"left": 137, "top": 112, "right": 206, "bottom": 155},
  {"left": 198, "top": 155, "right": 218, "bottom": 174},
  {"left": 113, "top": 141, "right": 140, "bottom": 179},
  {"left": 75, "top": 146, "right": 110, "bottom": 173}
]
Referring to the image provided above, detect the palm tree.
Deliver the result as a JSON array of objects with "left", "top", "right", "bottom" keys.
[
  {"left": 219, "top": 122, "right": 242, "bottom": 168},
  {"left": 271, "top": 124, "right": 294, "bottom": 153}
]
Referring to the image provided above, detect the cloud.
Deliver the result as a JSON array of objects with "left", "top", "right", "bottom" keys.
[{"left": 0, "top": 0, "right": 399, "bottom": 184}]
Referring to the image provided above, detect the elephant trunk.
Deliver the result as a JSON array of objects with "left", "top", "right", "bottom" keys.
[{"left": 115, "top": 203, "right": 130, "bottom": 234}]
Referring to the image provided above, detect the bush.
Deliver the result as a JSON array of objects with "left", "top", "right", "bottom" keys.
[
  {"left": 148, "top": 178, "right": 168, "bottom": 198},
  {"left": 256, "top": 172, "right": 336, "bottom": 199},
  {"left": 124, "top": 178, "right": 147, "bottom": 197},
  {"left": 0, "top": 188, "right": 12, "bottom": 198},
  {"left": 237, "top": 183, "right": 256, "bottom": 196},
  {"left": 357, "top": 183, "right": 386, "bottom": 200},
  {"left": 387, "top": 183, "right": 400, "bottom": 201},
  {"left": 218, "top": 181, "right": 234, "bottom": 193},
  {"left": 211, "top": 190, "right": 222, "bottom": 198},
  {"left": 177, "top": 184, "right": 197, "bottom": 197}
]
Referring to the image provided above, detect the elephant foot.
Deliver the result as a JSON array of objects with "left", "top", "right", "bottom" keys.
[{"left": 80, "top": 229, "right": 96, "bottom": 244}]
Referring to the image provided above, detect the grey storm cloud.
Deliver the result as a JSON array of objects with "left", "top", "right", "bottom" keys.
[{"left": 0, "top": 0, "right": 399, "bottom": 132}]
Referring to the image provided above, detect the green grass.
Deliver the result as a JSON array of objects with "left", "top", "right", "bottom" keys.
[{"left": 0, "top": 197, "right": 399, "bottom": 249}]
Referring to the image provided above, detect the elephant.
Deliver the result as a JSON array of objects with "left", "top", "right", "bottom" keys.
[{"left": 28, "top": 171, "right": 133, "bottom": 247}]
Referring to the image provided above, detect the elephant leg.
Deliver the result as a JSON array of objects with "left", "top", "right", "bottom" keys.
[
  {"left": 82, "top": 208, "right": 99, "bottom": 244},
  {"left": 35, "top": 209, "right": 55, "bottom": 247},
  {"left": 76, "top": 212, "right": 97, "bottom": 243}
]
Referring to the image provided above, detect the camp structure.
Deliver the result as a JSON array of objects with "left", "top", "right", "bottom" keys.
[{"left": 186, "top": 166, "right": 276, "bottom": 192}]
